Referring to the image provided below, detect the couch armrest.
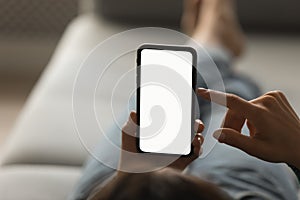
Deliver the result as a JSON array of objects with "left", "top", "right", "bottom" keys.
[{"left": 0, "top": 13, "right": 125, "bottom": 167}]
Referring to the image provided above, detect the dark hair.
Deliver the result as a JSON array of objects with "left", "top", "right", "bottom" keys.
[{"left": 88, "top": 168, "right": 231, "bottom": 200}]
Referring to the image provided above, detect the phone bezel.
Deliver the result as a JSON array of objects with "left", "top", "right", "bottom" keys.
[{"left": 136, "top": 44, "right": 198, "bottom": 157}]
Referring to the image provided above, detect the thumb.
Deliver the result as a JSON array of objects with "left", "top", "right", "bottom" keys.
[
  {"left": 122, "top": 111, "right": 137, "bottom": 137},
  {"left": 213, "top": 128, "right": 259, "bottom": 157}
]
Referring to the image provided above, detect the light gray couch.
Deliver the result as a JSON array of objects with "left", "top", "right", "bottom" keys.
[{"left": 0, "top": 0, "right": 300, "bottom": 199}]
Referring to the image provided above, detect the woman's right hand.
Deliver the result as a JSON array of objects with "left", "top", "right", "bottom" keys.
[{"left": 197, "top": 88, "right": 300, "bottom": 168}]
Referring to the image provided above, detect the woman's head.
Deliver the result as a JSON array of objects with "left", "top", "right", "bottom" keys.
[{"left": 89, "top": 168, "right": 231, "bottom": 200}]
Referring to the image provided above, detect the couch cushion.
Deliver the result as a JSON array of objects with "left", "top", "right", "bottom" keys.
[
  {"left": 0, "top": 165, "right": 81, "bottom": 200},
  {"left": 0, "top": 14, "right": 127, "bottom": 167}
]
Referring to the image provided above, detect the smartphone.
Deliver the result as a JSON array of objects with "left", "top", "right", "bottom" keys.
[{"left": 136, "top": 44, "right": 197, "bottom": 156}]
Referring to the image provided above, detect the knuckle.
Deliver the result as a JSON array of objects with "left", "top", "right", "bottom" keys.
[
  {"left": 259, "top": 107, "right": 270, "bottom": 117},
  {"left": 261, "top": 95, "right": 277, "bottom": 107},
  {"left": 265, "top": 91, "right": 277, "bottom": 96},
  {"left": 227, "top": 93, "right": 239, "bottom": 103},
  {"left": 275, "top": 90, "right": 286, "bottom": 99},
  {"left": 252, "top": 106, "right": 270, "bottom": 122},
  {"left": 265, "top": 90, "right": 284, "bottom": 99},
  {"left": 249, "top": 97, "right": 261, "bottom": 104},
  {"left": 275, "top": 90, "right": 284, "bottom": 96}
]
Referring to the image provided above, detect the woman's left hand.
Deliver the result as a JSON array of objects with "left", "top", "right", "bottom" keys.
[{"left": 119, "top": 111, "right": 204, "bottom": 172}]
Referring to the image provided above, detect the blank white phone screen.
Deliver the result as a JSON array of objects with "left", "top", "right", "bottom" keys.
[{"left": 139, "top": 49, "right": 193, "bottom": 155}]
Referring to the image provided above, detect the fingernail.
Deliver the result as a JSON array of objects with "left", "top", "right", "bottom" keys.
[
  {"left": 197, "top": 136, "right": 202, "bottom": 145},
  {"left": 195, "top": 119, "right": 202, "bottom": 123},
  {"left": 197, "top": 88, "right": 208, "bottom": 93},
  {"left": 213, "top": 130, "right": 225, "bottom": 141}
]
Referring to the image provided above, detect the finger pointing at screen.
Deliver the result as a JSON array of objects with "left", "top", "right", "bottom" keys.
[{"left": 197, "top": 88, "right": 300, "bottom": 169}]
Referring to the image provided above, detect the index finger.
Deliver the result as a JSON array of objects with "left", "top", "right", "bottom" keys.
[{"left": 197, "top": 88, "right": 257, "bottom": 119}]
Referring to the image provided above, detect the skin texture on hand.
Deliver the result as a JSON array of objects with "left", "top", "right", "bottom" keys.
[
  {"left": 119, "top": 111, "right": 204, "bottom": 173},
  {"left": 197, "top": 88, "right": 300, "bottom": 169}
]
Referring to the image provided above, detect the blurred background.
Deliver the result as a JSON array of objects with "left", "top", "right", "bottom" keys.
[
  {"left": 3, "top": 0, "right": 300, "bottom": 145},
  {"left": 0, "top": 0, "right": 299, "bottom": 199},
  {"left": 0, "top": 0, "right": 79, "bottom": 144},
  {"left": 1, "top": 0, "right": 300, "bottom": 145}
]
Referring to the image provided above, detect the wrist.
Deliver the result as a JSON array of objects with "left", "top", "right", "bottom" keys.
[
  {"left": 287, "top": 129, "right": 300, "bottom": 169},
  {"left": 289, "top": 150, "right": 300, "bottom": 170}
]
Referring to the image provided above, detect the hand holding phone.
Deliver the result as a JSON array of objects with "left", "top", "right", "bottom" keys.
[
  {"left": 119, "top": 111, "right": 204, "bottom": 173},
  {"left": 136, "top": 44, "right": 197, "bottom": 156}
]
